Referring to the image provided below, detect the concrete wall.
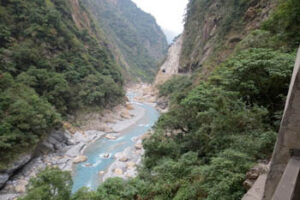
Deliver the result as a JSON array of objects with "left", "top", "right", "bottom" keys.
[{"left": 263, "top": 47, "right": 300, "bottom": 200}]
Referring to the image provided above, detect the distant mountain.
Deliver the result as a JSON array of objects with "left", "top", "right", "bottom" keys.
[
  {"left": 84, "top": 0, "right": 168, "bottom": 81},
  {"left": 163, "top": 29, "right": 179, "bottom": 44}
]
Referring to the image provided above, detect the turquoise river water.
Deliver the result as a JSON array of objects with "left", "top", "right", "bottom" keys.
[{"left": 72, "top": 92, "right": 160, "bottom": 192}]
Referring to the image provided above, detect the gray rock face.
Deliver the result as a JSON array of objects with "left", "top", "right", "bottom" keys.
[
  {"left": 0, "top": 154, "right": 32, "bottom": 189},
  {"left": 36, "top": 130, "right": 71, "bottom": 155},
  {"left": 0, "top": 129, "right": 106, "bottom": 199},
  {"left": 0, "top": 130, "right": 70, "bottom": 190},
  {"left": 0, "top": 174, "right": 9, "bottom": 189}
]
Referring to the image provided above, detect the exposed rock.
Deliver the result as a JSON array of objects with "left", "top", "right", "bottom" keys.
[
  {"left": 119, "top": 157, "right": 129, "bottom": 162},
  {"left": 73, "top": 156, "right": 87, "bottom": 164},
  {"left": 36, "top": 130, "right": 71, "bottom": 155},
  {"left": 120, "top": 111, "right": 131, "bottom": 119},
  {"left": 100, "top": 153, "right": 110, "bottom": 159},
  {"left": 126, "top": 104, "right": 134, "bottom": 110},
  {"left": 246, "top": 169, "right": 260, "bottom": 180},
  {"left": 66, "top": 143, "right": 86, "bottom": 158},
  {"left": 127, "top": 162, "right": 135, "bottom": 169},
  {"left": 100, "top": 125, "right": 114, "bottom": 133},
  {"left": 0, "top": 174, "right": 9, "bottom": 189},
  {"left": 156, "top": 96, "right": 168, "bottom": 111},
  {"left": 135, "top": 144, "right": 143, "bottom": 150},
  {"left": 114, "top": 168, "right": 123, "bottom": 175},
  {"left": 98, "top": 171, "right": 105, "bottom": 176},
  {"left": 14, "top": 183, "right": 26, "bottom": 194},
  {"left": 105, "top": 134, "right": 117, "bottom": 140},
  {"left": 243, "top": 163, "right": 269, "bottom": 191},
  {"left": 0, "top": 194, "right": 18, "bottom": 200},
  {"left": 245, "top": 7, "right": 257, "bottom": 20},
  {"left": 154, "top": 35, "right": 184, "bottom": 86},
  {"left": 0, "top": 154, "right": 32, "bottom": 189},
  {"left": 243, "top": 179, "right": 255, "bottom": 191}
]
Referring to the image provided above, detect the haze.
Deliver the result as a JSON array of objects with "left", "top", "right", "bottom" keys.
[{"left": 132, "top": 0, "right": 188, "bottom": 43}]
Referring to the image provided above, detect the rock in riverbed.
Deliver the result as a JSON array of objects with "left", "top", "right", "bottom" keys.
[
  {"left": 135, "top": 144, "right": 143, "bottom": 150},
  {"left": 99, "top": 171, "right": 105, "bottom": 176},
  {"left": 127, "top": 162, "right": 136, "bottom": 169},
  {"left": 73, "top": 156, "right": 87, "bottom": 164},
  {"left": 105, "top": 134, "right": 117, "bottom": 140},
  {"left": 119, "top": 157, "right": 129, "bottom": 162},
  {"left": 114, "top": 168, "right": 123, "bottom": 175}
]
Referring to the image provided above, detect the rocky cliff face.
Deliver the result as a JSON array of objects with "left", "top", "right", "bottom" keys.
[
  {"left": 180, "top": 0, "right": 274, "bottom": 73},
  {"left": 83, "top": 0, "right": 168, "bottom": 82},
  {"left": 154, "top": 35, "right": 184, "bottom": 86}
]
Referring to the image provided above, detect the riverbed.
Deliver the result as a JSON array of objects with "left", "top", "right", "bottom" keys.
[{"left": 72, "top": 91, "right": 160, "bottom": 192}]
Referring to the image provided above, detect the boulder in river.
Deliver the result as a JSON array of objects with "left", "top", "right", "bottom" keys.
[
  {"left": 73, "top": 156, "right": 87, "bottom": 164},
  {"left": 98, "top": 171, "right": 105, "bottom": 176},
  {"left": 100, "top": 153, "right": 110, "bottom": 159}
]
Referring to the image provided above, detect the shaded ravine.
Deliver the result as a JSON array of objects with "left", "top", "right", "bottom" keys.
[{"left": 72, "top": 91, "right": 160, "bottom": 192}]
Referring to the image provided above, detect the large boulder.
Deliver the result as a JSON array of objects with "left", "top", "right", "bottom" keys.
[{"left": 73, "top": 155, "right": 87, "bottom": 164}]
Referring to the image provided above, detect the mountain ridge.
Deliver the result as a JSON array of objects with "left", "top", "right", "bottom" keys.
[{"left": 83, "top": 0, "right": 168, "bottom": 82}]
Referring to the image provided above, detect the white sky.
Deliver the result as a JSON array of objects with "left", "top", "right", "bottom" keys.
[{"left": 132, "top": 0, "right": 188, "bottom": 42}]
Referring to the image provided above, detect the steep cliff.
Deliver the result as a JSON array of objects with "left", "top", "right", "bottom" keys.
[
  {"left": 154, "top": 35, "right": 184, "bottom": 86},
  {"left": 180, "top": 0, "right": 275, "bottom": 73},
  {"left": 83, "top": 0, "right": 168, "bottom": 82},
  {"left": 0, "top": 0, "right": 124, "bottom": 184},
  {"left": 148, "top": 0, "right": 299, "bottom": 199}
]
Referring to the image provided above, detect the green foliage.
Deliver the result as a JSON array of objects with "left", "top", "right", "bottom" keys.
[
  {"left": 262, "top": 0, "right": 300, "bottom": 48},
  {"left": 211, "top": 48, "right": 295, "bottom": 121},
  {"left": 10, "top": 1, "right": 300, "bottom": 200},
  {"left": 0, "top": 0, "right": 124, "bottom": 167},
  {"left": 137, "top": 48, "right": 293, "bottom": 199},
  {"left": 181, "top": 0, "right": 257, "bottom": 71},
  {"left": 20, "top": 167, "right": 72, "bottom": 200},
  {"left": 235, "top": 30, "right": 283, "bottom": 51},
  {"left": 200, "top": 150, "right": 254, "bottom": 200},
  {"left": 158, "top": 76, "right": 192, "bottom": 97},
  {"left": 0, "top": 73, "right": 60, "bottom": 164},
  {"left": 83, "top": 0, "right": 168, "bottom": 82}
]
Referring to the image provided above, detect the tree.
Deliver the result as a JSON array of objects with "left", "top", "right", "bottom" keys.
[{"left": 21, "top": 168, "right": 72, "bottom": 200}]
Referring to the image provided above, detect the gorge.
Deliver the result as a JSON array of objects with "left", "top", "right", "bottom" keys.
[{"left": 0, "top": 0, "right": 299, "bottom": 200}]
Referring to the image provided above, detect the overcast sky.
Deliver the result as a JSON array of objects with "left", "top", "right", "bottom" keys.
[{"left": 131, "top": 0, "right": 188, "bottom": 43}]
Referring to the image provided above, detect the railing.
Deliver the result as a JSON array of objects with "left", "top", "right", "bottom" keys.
[{"left": 272, "top": 150, "right": 300, "bottom": 200}]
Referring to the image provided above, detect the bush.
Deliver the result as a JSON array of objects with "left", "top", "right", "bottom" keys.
[
  {"left": 262, "top": 0, "right": 300, "bottom": 48},
  {"left": 211, "top": 48, "right": 295, "bottom": 120},
  {"left": 21, "top": 168, "right": 72, "bottom": 200}
]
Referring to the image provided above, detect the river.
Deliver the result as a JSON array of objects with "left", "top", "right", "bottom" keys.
[{"left": 72, "top": 91, "right": 160, "bottom": 192}]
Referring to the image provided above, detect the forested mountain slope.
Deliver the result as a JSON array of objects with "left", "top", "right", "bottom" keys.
[
  {"left": 83, "top": 0, "right": 168, "bottom": 81},
  {"left": 0, "top": 0, "right": 124, "bottom": 170},
  {"left": 14, "top": 0, "right": 300, "bottom": 199}
]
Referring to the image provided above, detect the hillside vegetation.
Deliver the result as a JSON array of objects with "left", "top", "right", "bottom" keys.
[
  {"left": 83, "top": 0, "right": 168, "bottom": 81},
  {"left": 18, "top": 0, "right": 300, "bottom": 199},
  {"left": 0, "top": 0, "right": 124, "bottom": 168}
]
